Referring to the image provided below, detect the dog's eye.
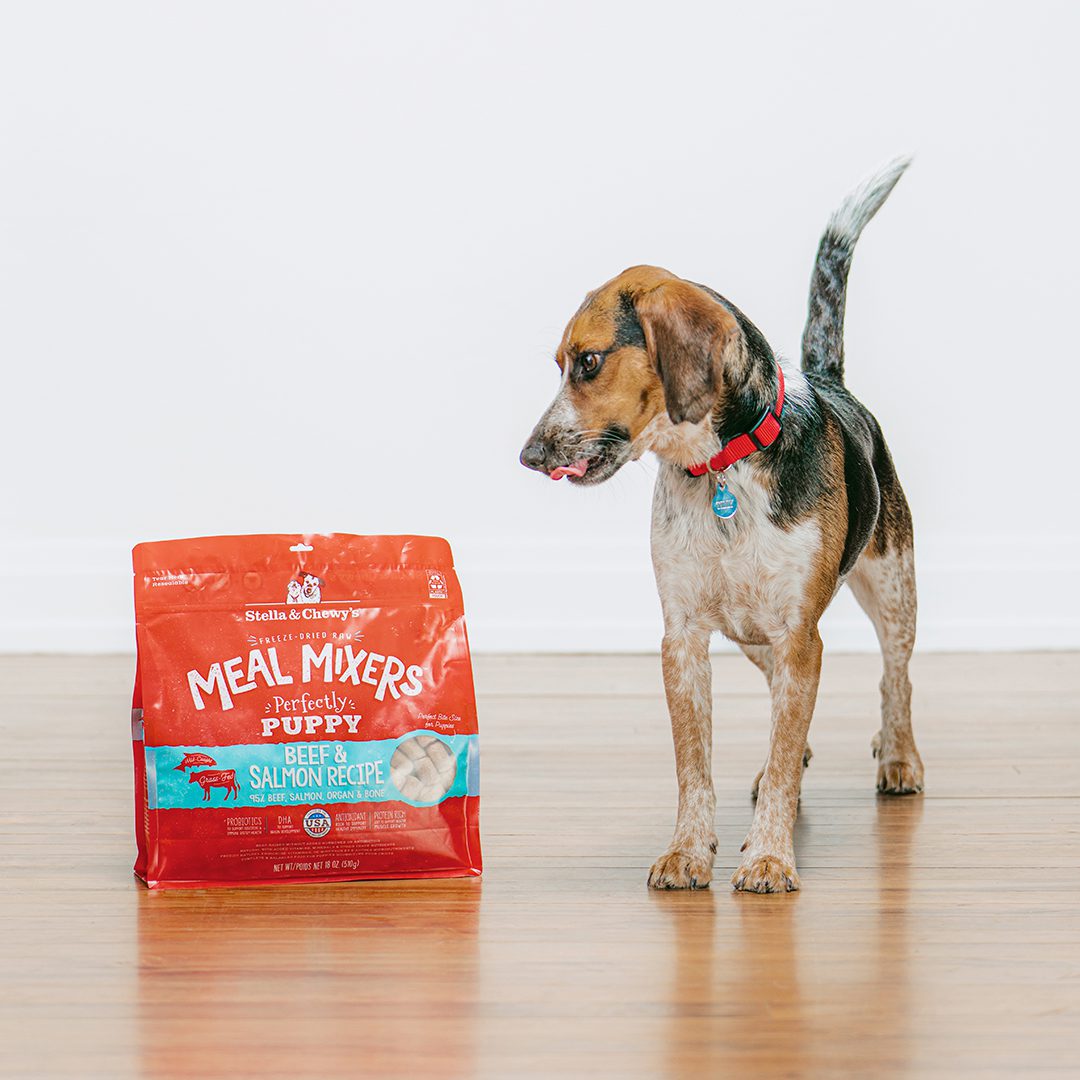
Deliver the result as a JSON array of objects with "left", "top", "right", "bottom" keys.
[{"left": 579, "top": 352, "right": 604, "bottom": 377}]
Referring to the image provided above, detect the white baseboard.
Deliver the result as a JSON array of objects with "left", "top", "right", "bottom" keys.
[{"left": 0, "top": 534, "right": 1076, "bottom": 654}]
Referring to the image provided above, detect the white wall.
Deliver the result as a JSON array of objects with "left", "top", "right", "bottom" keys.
[{"left": 1, "top": 1, "right": 1077, "bottom": 654}]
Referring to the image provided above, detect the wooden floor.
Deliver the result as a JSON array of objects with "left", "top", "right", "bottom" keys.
[{"left": 1, "top": 652, "right": 1079, "bottom": 1078}]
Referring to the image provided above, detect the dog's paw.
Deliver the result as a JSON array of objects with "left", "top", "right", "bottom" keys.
[
  {"left": 751, "top": 744, "right": 813, "bottom": 800},
  {"left": 876, "top": 757, "right": 924, "bottom": 794},
  {"left": 647, "top": 846, "right": 714, "bottom": 890},
  {"left": 872, "top": 732, "right": 924, "bottom": 794},
  {"left": 731, "top": 853, "right": 800, "bottom": 894}
]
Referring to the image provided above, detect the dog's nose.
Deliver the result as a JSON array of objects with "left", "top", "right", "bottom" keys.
[{"left": 519, "top": 439, "right": 549, "bottom": 471}]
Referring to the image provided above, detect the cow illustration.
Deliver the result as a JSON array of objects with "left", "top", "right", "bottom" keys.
[{"left": 188, "top": 769, "right": 241, "bottom": 801}]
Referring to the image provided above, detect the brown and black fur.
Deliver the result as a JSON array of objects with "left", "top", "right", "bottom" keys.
[{"left": 520, "top": 159, "right": 922, "bottom": 892}]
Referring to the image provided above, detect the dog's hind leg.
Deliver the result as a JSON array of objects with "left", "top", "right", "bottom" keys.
[
  {"left": 648, "top": 625, "right": 717, "bottom": 890},
  {"left": 740, "top": 643, "right": 775, "bottom": 686},
  {"left": 847, "top": 543, "right": 924, "bottom": 794},
  {"left": 740, "top": 644, "right": 812, "bottom": 799}
]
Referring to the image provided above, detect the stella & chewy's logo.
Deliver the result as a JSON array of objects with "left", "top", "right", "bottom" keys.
[
  {"left": 287, "top": 571, "right": 323, "bottom": 604},
  {"left": 427, "top": 570, "right": 448, "bottom": 599},
  {"left": 303, "top": 808, "right": 332, "bottom": 838}
]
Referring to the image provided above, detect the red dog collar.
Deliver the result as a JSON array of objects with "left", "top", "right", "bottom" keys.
[{"left": 686, "top": 367, "right": 785, "bottom": 477}]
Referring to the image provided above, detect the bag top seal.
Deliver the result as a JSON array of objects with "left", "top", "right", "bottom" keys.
[{"left": 133, "top": 534, "right": 455, "bottom": 575}]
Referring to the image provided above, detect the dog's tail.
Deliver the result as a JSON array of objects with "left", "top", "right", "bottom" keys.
[{"left": 801, "top": 156, "right": 911, "bottom": 382}]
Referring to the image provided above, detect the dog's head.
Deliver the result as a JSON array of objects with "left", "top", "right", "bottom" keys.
[{"left": 519, "top": 266, "right": 743, "bottom": 484}]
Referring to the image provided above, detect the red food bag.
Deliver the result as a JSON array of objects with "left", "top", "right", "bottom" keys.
[{"left": 131, "top": 534, "right": 481, "bottom": 888}]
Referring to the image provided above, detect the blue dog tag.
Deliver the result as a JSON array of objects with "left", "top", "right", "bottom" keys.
[{"left": 712, "top": 481, "right": 738, "bottom": 519}]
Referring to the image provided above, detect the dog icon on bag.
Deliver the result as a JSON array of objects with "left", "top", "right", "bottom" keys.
[
  {"left": 300, "top": 573, "right": 322, "bottom": 603},
  {"left": 287, "top": 572, "right": 323, "bottom": 604}
]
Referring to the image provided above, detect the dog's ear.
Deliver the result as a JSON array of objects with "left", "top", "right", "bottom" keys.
[{"left": 635, "top": 280, "right": 739, "bottom": 425}]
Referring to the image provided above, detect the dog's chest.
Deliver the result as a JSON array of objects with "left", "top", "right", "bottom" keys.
[{"left": 651, "top": 465, "right": 821, "bottom": 644}]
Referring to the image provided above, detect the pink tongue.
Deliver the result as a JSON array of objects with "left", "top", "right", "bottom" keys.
[{"left": 550, "top": 458, "right": 589, "bottom": 480}]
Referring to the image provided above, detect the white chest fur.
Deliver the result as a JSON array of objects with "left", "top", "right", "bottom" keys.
[{"left": 650, "top": 461, "right": 821, "bottom": 646}]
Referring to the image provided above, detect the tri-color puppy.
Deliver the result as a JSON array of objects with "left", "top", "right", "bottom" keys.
[{"left": 520, "top": 159, "right": 923, "bottom": 893}]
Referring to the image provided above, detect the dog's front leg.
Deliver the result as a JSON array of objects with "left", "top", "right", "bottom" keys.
[
  {"left": 648, "top": 628, "right": 717, "bottom": 889},
  {"left": 732, "top": 628, "right": 823, "bottom": 893}
]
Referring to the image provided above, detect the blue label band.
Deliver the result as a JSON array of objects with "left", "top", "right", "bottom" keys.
[{"left": 146, "top": 731, "right": 479, "bottom": 810}]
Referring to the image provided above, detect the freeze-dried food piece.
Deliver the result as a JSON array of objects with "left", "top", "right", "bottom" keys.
[
  {"left": 398, "top": 738, "right": 426, "bottom": 762},
  {"left": 390, "top": 735, "right": 458, "bottom": 803}
]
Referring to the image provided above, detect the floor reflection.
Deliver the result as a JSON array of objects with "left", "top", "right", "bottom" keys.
[
  {"left": 653, "top": 795, "right": 924, "bottom": 1074},
  {"left": 869, "top": 793, "right": 924, "bottom": 1073},
  {"left": 135, "top": 878, "right": 482, "bottom": 1078}
]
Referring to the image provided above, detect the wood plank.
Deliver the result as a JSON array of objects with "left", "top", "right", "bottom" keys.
[{"left": 1, "top": 653, "right": 1078, "bottom": 1078}]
